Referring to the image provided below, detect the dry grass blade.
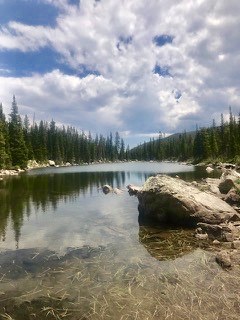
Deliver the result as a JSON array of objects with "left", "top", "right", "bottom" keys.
[{"left": 0, "top": 313, "right": 15, "bottom": 320}]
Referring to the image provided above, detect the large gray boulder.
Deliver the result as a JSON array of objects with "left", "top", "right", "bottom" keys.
[{"left": 137, "top": 175, "right": 240, "bottom": 226}]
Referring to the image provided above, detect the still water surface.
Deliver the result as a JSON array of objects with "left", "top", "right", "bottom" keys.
[
  {"left": 0, "top": 162, "right": 223, "bottom": 319},
  {"left": 0, "top": 161, "right": 211, "bottom": 252}
]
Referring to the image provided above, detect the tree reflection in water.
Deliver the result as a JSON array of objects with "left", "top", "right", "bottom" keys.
[{"left": 0, "top": 171, "right": 128, "bottom": 247}]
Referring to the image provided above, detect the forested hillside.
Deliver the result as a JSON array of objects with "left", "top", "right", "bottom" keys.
[
  {"left": 129, "top": 108, "right": 240, "bottom": 164},
  {"left": 1, "top": 96, "right": 240, "bottom": 169},
  {"left": 0, "top": 96, "right": 127, "bottom": 169}
]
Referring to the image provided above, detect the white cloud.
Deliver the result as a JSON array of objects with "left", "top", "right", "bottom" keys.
[{"left": 0, "top": 0, "right": 240, "bottom": 145}]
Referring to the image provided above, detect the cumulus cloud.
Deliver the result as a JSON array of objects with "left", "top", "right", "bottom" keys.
[{"left": 0, "top": 0, "right": 240, "bottom": 145}]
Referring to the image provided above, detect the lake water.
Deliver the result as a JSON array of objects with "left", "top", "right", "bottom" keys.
[{"left": 0, "top": 162, "right": 227, "bottom": 319}]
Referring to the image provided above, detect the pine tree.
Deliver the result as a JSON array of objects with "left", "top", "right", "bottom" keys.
[
  {"left": 8, "top": 96, "right": 28, "bottom": 168},
  {"left": 119, "top": 138, "right": 125, "bottom": 160},
  {"left": 229, "top": 106, "right": 237, "bottom": 158},
  {"left": 23, "top": 114, "right": 34, "bottom": 160},
  {"left": 114, "top": 131, "right": 121, "bottom": 160},
  {"left": 0, "top": 122, "right": 8, "bottom": 169},
  {"left": 0, "top": 103, "right": 11, "bottom": 167},
  {"left": 210, "top": 119, "right": 218, "bottom": 158}
]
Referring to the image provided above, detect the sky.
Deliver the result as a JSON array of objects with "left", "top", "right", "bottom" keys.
[{"left": 0, "top": 0, "right": 240, "bottom": 147}]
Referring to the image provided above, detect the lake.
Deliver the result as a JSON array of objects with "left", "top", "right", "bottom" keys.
[{"left": 0, "top": 162, "right": 230, "bottom": 319}]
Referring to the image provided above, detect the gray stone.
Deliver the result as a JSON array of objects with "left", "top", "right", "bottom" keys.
[
  {"left": 137, "top": 175, "right": 240, "bottom": 226},
  {"left": 221, "top": 242, "right": 233, "bottom": 249},
  {"left": 206, "top": 166, "right": 214, "bottom": 173},
  {"left": 219, "top": 179, "right": 235, "bottom": 194},
  {"left": 197, "top": 223, "right": 224, "bottom": 240},
  {"left": 195, "top": 227, "right": 203, "bottom": 234},
  {"left": 224, "top": 232, "right": 234, "bottom": 242},
  {"left": 48, "top": 160, "right": 55, "bottom": 166},
  {"left": 195, "top": 233, "right": 208, "bottom": 240},
  {"left": 102, "top": 185, "right": 112, "bottom": 194},
  {"left": 216, "top": 251, "right": 232, "bottom": 268},
  {"left": 232, "top": 240, "right": 240, "bottom": 250},
  {"left": 212, "top": 239, "right": 221, "bottom": 245},
  {"left": 113, "top": 188, "right": 123, "bottom": 195},
  {"left": 127, "top": 184, "right": 142, "bottom": 196},
  {"left": 224, "top": 189, "right": 240, "bottom": 205}
]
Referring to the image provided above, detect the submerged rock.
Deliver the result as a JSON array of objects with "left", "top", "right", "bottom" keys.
[
  {"left": 196, "top": 222, "right": 237, "bottom": 241},
  {"left": 113, "top": 188, "right": 123, "bottom": 195},
  {"left": 137, "top": 175, "right": 240, "bottom": 226},
  {"left": 216, "top": 251, "right": 232, "bottom": 268}
]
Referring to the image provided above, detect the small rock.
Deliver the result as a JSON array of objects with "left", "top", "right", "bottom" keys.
[
  {"left": 206, "top": 166, "right": 214, "bottom": 173},
  {"left": 216, "top": 251, "right": 232, "bottom": 268},
  {"left": 102, "top": 185, "right": 112, "bottom": 194},
  {"left": 219, "top": 179, "right": 235, "bottom": 194},
  {"left": 221, "top": 242, "right": 233, "bottom": 249},
  {"left": 195, "top": 233, "right": 208, "bottom": 240},
  {"left": 224, "top": 189, "right": 240, "bottom": 205},
  {"left": 224, "top": 232, "right": 234, "bottom": 242},
  {"left": 113, "top": 188, "right": 123, "bottom": 195},
  {"left": 197, "top": 223, "right": 223, "bottom": 240},
  {"left": 191, "top": 181, "right": 198, "bottom": 187},
  {"left": 232, "top": 240, "right": 240, "bottom": 250},
  {"left": 212, "top": 239, "right": 221, "bottom": 245},
  {"left": 49, "top": 160, "right": 55, "bottom": 166},
  {"left": 195, "top": 227, "right": 203, "bottom": 234}
]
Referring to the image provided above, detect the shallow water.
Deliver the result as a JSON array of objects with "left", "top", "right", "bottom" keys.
[{"left": 0, "top": 162, "right": 232, "bottom": 320}]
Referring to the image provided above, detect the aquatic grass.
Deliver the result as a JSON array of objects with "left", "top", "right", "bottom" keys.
[{"left": 0, "top": 239, "right": 240, "bottom": 319}]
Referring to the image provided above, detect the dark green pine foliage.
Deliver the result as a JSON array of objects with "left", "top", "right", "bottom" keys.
[
  {"left": 23, "top": 115, "right": 34, "bottom": 160},
  {"left": 48, "top": 119, "right": 62, "bottom": 163},
  {"left": 129, "top": 108, "right": 240, "bottom": 163},
  {"left": 210, "top": 119, "right": 218, "bottom": 159},
  {"left": 114, "top": 131, "right": 121, "bottom": 160},
  {"left": 229, "top": 107, "right": 238, "bottom": 158},
  {"left": 0, "top": 96, "right": 129, "bottom": 168},
  {"left": 119, "top": 138, "right": 125, "bottom": 160},
  {"left": 3, "top": 95, "right": 240, "bottom": 167},
  {"left": 0, "top": 121, "right": 8, "bottom": 169},
  {"left": 0, "top": 103, "right": 11, "bottom": 168},
  {"left": 8, "top": 96, "right": 28, "bottom": 168}
]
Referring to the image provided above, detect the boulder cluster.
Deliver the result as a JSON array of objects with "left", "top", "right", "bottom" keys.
[{"left": 128, "top": 168, "right": 240, "bottom": 268}]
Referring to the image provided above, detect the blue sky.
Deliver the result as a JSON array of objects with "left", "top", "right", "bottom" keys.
[{"left": 0, "top": 0, "right": 240, "bottom": 147}]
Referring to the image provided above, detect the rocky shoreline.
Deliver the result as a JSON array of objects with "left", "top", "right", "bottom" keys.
[
  {"left": 128, "top": 167, "right": 240, "bottom": 269},
  {"left": 0, "top": 159, "right": 131, "bottom": 178}
]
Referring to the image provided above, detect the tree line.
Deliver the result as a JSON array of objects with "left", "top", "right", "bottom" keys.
[
  {"left": 1, "top": 97, "right": 239, "bottom": 168},
  {"left": 0, "top": 96, "right": 127, "bottom": 169},
  {"left": 129, "top": 107, "right": 240, "bottom": 164}
]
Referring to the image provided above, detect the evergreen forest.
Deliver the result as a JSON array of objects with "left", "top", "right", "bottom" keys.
[
  {"left": 0, "top": 96, "right": 127, "bottom": 169},
  {"left": 129, "top": 107, "right": 240, "bottom": 164},
  {"left": 1, "top": 96, "right": 240, "bottom": 169}
]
